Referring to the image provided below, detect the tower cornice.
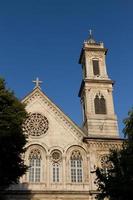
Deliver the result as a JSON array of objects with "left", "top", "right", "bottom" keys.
[
  {"left": 78, "top": 79, "right": 114, "bottom": 97},
  {"left": 79, "top": 46, "right": 108, "bottom": 64}
]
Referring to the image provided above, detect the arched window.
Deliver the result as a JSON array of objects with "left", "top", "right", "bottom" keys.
[
  {"left": 94, "top": 95, "right": 101, "bottom": 114},
  {"left": 53, "top": 163, "right": 59, "bottom": 182},
  {"left": 51, "top": 150, "right": 62, "bottom": 183},
  {"left": 92, "top": 59, "right": 100, "bottom": 76},
  {"left": 94, "top": 94, "right": 107, "bottom": 114},
  {"left": 29, "top": 149, "right": 41, "bottom": 182},
  {"left": 70, "top": 150, "right": 83, "bottom": 183}
]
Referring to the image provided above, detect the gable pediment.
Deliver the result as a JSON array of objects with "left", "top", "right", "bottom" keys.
[{"left": 22, "top": 87, "right": 85, "bottom": 144}]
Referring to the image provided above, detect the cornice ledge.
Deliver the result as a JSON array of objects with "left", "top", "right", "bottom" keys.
[
  {"left": 85, "top": 78, "right": 114, "bottom": 85},
  {"left": 83, "top": 136, "right": 124, "bottom": 142},
  {"left": 5, "top": 189, "right": 91, "bottom": 195},
  {"left": 83, "top": 136, "right": 124, "bottom": 149}
]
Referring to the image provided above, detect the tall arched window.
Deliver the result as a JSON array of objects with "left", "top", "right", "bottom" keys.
[
  {"left": 29, "top": 149, "right": 41, "bottom": 182},
  {"left": 92, "top": 59, "right": 100, "bottom": 76},
  {"left": 51, "top": 150, "right": 62, "bottom": 183},
  {"left": 94, "top": 94, "right": 107, "bottom": 114},
  {"left": 53, "top": 163, "right": 59, "bottom": 182},
  {"left": 70, "top": 150, "right": 83, "bottom": 183}
]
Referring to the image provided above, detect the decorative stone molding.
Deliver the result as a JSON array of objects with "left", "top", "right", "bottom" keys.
[
  {"left": 50, "top": 150, "right": 62, "bottom": 163},
  {"left": 99, "top": 154, "right": 113, "bottom": 169},
  {"left": 29, "top": 148, "right": 42, "bottom": 159},
  {"left": 83, "top": 137, "right": 123, "bottom": 150}
]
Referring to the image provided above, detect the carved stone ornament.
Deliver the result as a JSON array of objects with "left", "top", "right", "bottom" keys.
[
  {"left": 29, "top": 148, "right": 41, "bottom": 159},
  {"left": 51, "top": 150, "right": 62, "bottom": 162},
  {"left": 23, "top": 113, "right": 49, "bottom": 136},
  {"left": 100, "top": 155, "right": 113, "bottom": 169}
]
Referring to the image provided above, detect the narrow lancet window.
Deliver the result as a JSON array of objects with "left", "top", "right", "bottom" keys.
[
  {"left": 53, "top": 163, "right": 60, "bottom": 182},
  {"left": 94, "top": 95, "right": 107, "bottom": 114},
  {"left": 93, "top": 60, "right": 100, "bottom": 76},
  {"left": 51, "top": 150, "right": 62, "bottom": 183},
  {"left": 100, "top": 96, "right": 107, "bottom": 114}
]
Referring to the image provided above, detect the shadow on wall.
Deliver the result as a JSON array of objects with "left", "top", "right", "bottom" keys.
[{"left": 2, "top": 183, "right": 34, "bottom": 200}]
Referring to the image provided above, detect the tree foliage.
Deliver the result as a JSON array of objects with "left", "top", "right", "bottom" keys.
[
  {"left": 95, "top": 108, "right": 133, "bottom": 200},
  {"left": 0, "top": 78, "right": 28, "bottom": 190}
]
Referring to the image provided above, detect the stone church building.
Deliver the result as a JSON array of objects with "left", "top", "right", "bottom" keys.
[{"left": 6, "top": 33, "right": 122, "bottom": 200}]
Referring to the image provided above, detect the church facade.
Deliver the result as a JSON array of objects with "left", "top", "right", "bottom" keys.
[{"left": 6, "top": 33, "right": 122, "bottom": 200}]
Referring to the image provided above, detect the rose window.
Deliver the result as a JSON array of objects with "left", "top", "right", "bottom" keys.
[{"left": 23, "top": 113, "right": 49, "bottom": 136}]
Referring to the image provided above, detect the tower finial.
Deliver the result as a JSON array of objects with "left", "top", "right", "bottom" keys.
[
  {"left": 89, "top": 29, "right": 92, "bottom": 38},
  {"left": 88, "top": 29, "right": 95, "bottom": 43}
]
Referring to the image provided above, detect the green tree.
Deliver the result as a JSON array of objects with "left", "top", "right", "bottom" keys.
[
  {"left": 0, "top": 78, "right": 28, "bottom": 191},
  {"left": 95, "top": 108, "right": 133, "bottom": 200}
]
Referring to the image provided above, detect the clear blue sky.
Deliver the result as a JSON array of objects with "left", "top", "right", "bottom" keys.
[{"left": 0, "top": 0, "right": 132, "bottom": 137}]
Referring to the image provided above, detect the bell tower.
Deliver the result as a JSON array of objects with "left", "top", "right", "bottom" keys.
[{"left": 79, "top": 31, "right": 119, "bottom": 137}]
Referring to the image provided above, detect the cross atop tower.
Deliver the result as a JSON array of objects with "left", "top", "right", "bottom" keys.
[
  {"left": 87, "top": 29, "right": 95, "bottom": 43},
  {"left": 32, "top": 77, "right": 43, "bottom": 89},
  {"left": 89, "top": 29, "right": 92, "bottom": 38}
]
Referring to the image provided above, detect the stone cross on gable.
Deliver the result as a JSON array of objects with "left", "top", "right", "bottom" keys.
[{"left": 32, "top": 77, "right": 43, "bottom": 89}]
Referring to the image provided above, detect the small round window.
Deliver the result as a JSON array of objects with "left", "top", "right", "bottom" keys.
[{"left": 51, "top": 150, "right": 62, "bottom": 162}]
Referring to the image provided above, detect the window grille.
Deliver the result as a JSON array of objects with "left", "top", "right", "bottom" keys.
[
  {"left": 70, "top": 150, "right": 83, "bottom": 183},
  {"left": 53, "top": 163, "right": 60, "bottom": 182},
  {"left": 29, "top": 149, "right": 41, "bottom": 182}
]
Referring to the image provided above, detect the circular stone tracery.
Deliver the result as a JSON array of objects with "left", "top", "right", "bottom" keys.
[
  {"left": 100, "top": 155, "right": 113, "bottom": 169},
  {"left": 24, "top": 113, "right": 49, "bottom": 136},
  {"left": 51, "top": 150, "right": 62, "bottom": 162}
]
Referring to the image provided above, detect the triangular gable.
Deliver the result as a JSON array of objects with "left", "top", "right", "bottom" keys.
[{"left": 22, "top": 87, "right": 86, "bottom": 141}]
